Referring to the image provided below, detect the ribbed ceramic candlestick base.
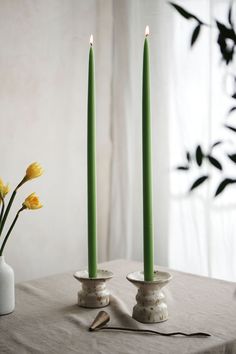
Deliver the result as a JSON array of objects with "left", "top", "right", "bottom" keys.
[
  {"left": 127, "top": 270, "right": 172, "bottom": 323},
  {"left": 74, "top": 270, "right": 113, "bottom": 308}
]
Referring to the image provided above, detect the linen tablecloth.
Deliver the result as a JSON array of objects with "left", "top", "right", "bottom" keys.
[{"left": 0, "top": 259, "right": 236, "bottom": 354}]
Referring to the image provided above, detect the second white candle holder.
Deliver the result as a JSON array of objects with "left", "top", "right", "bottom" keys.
[
  {"left": 74, "top": 269, "right": 113, "bottom": 308},
  {"left": 127, "top": 270, "right": 172, "bottom": 323}
]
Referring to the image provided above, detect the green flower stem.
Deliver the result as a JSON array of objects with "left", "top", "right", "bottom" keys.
[
  {"left": 16, "top": 176, "right": 27, "bottom": 190},
  {"left": 0, "top": 176, "right": 26, "bottom": 237},
  {"left": 0, "top": 195, "right": 5, "bottom": 228},
  {"left": 0, "top": 190, "right": 17, "bottom": 237},
  {"left": 0, "top": 206, "right": 25, "bottom": 256}
]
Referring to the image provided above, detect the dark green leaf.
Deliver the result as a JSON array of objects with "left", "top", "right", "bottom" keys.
[
  {"left": 176, "top": 166, "right": 189, "bottom": 171},
  {"left": 215, "top": 178, "right": 236, "bottom": 197},
  {"left": 207, "top": 155, "right": 222, "bottom": 170},
  {"left": 211, "top": 141, "right": 222, "bottom": 148},
  {"left": 216, "top": 21, "right": 236, "bottom": 41},
  {"left": 169, "top": 2, "right": 194, "bottom": 20},
  {"left": 186, "top": 151, "right": 191, "bottom": 162},
  {"left": 225, "top": 124, "right": 236, "bottom": 132},
  {"left": 228, "top": 3, "right": 233, "bottom": 27},
  {"left": 190, "top": 175, "right": 209, "bottom": 191},
  {"left": 196, "top": 145, "right": 203, "bottom": 166},
  {"left": 216, "top": 21, "right": 236, "bottom": 64},
  {"left": 191, "top": 24, "right": 201, "bottom": 47},
  {"left": 228, "top": 153, "right": 236, "bottom": 163},
  {"left": 217, "top": 33, "right": 235, "bottom": 65},
  {"left": 228, "top": 106, "right": 236, "bottom": 115},
  {"left": 169, "top": 2, "right": 203, "bottom": 23}
]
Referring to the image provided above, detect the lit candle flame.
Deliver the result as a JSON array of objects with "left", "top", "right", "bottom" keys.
[
  {"left": 90, "top": 34, "right": 93, "bottom": 46},
  {"left": 145, "top": 26, "right": 150, "bottom": 37}
]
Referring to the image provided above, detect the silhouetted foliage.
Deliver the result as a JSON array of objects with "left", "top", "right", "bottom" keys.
[
  {"left": 225, "top": 124, "right": 236, "bottom": 133},
  {"left": 207, "top": 156, "right": 222, "bottom": 171},
  {"left": 215, "top": 178, "right": 236, "bottom": 197},
  {"left": 228, "top": 106, "right": 236, "bottom": 115},
  {"left": 191, "top": 24, "right": 201, "bottom": 47},
  {"left": 196, "top": 145, "right": 203, "bottom": 166},
  {"left": 169, "top": 2, "right": 206, "bottom": 48},
  {"left": 228, "top": 2, "right": 233, "bottom": 27},
  {"left": 176, "top": 166, "right": 189, "bottom": 171},
  {"left": 190, "top": 176, "right": 209, "bottom": 191},
  {"left": 169, "top": 2, "right": 204, "bottom": 23},
  {"left": 216, "top": 21, "right": 236, "bottom": 65},
  {"left": 228, "top": 154, "right": 236, "bottom": 163},
  {"left": 170, "top": 2, "right": 236, "bottom": 197},
  {"left": 211, "top": 141, "right": 222, "bottom": 148},
  {"left": 186, "top": 151, "right": 191, "bottom": 162}
]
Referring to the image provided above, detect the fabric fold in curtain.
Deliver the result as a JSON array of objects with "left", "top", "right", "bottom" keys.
[{"left": 108, "top": 0, "right": 173, "bottom": 267}]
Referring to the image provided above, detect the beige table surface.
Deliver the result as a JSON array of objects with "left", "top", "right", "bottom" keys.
[{"left": 0, "top": 259, "right": 236, "bottom": 354}]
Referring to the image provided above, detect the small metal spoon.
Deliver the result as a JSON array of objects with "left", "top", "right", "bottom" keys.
[{"left": 89, "top": 311, "right": 211, "bottom": 338}]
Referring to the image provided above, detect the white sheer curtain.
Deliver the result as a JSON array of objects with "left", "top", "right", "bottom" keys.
[
  {"left": 168, "top": 0, "right": 236, "bottom": 281},
  {"left": 108, "top": 0, "right": 236, "bottom": 281},
  {"left": 1, "top": 0, "right": 113, "bottom": 282},
  {"left": 2, "top": 0, "right": 235, "bottom": 282}
]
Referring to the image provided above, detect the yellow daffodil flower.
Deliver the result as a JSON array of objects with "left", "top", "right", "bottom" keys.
[
  {"left": 23, "top": 193, "right": 43, "bottom": 210},
  {"left": 0, "top": 178, "right": 10, "bottom": 200},
  {"left": 0, "top": 164, "right": 44, "bottom": 256},
  {"left": 25, "top": 162, "right": 44, "bottom": 181}
]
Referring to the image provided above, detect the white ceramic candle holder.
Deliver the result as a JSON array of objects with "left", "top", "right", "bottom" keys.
[
  {"left": 127, "top": 270, "right": 172, "bottom": 323},
  {"left": 73, "top": 269, "right": 113, "bottom": 308}
]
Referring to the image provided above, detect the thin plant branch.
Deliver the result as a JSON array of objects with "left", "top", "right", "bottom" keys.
[
  {"left": 0, "top": 194, "right": 5, "bottom": 228},
  {"left": 0, "top": 206, "right": 25, "bottom": 256},
  {"left": 0, "top": 177, "right": 26, "bottom": 237}
]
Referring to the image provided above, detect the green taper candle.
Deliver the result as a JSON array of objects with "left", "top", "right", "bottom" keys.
[
  {"left": 87, "top": 35, "right": 97, "bottom": 278},
  {"left": 142, "top": 26, "right": 154, "bottom": 281}
]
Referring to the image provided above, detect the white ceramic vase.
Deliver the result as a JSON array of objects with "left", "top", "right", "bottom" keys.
[{"left": 0, "top": 256, "right": 15, "bottom": 315}]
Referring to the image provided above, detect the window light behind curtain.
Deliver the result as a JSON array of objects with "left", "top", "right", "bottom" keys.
[
  {"left": 108, "top": 0, "right": 236, "bottom": 282},
  {"left": 168, "top": 0, "right": 236, "bottom": 281}
]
